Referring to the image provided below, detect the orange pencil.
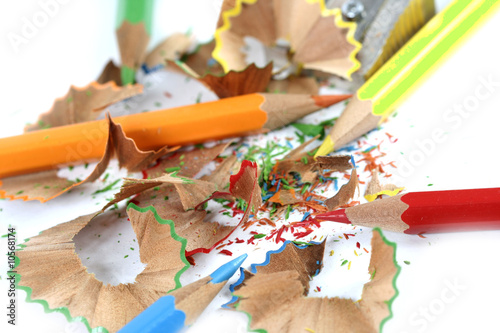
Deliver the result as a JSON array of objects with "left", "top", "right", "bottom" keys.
[{"left": 0, "top": 93, "right": 350, "bottom": 179}]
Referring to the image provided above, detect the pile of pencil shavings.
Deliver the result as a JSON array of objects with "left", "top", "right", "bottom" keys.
[{"left": 8, "top": 0, "right": 410, "bottom": 332}]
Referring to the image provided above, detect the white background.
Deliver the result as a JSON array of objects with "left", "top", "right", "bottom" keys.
[{"left": 1, "top": 1, "right": 500, "bottom": 333}]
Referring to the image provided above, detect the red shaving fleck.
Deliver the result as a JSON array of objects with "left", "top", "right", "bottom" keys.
[
  {"left": 219, "top": 249, "right": 233, "bottom": 256},
  {"left": 186, "top": 256, "right": 196, "bottom": 266},
  {"left": 242, "top": 220, "right": 258, "bottom": 231},
  {"left": 291, "top": 219, "right": 321, "bottom": 229},
  {"left": 386, "top": 132, "right": 398, "bottom": 143},
  {"left": 316, "top": 286, "right": 321, "bottom": 292},
  {"left": 163, "top": 91, "right": 172, "bottom": 98},
  {"left": 276, "top": 225, "right": 287, "bottom": 243},
  {"left": 235, "top": 238, "right": 245, "bottom": 243},
  {"left": 294, "top": 229, "right": 314, "bottom": 239},
  {"left": 343, "top": 233, "right": 355, "bottom": 240},
  {"left": 215, "top": 243, "right": 227, "bottom": 250},
  {"left": 340, "top": 201, "right": 360, "bottom": 208},
  {"left": 418, "top": 233, "right": 427, "bottom": 238},
  {"left": 356, "top": 242, "right": 360, "bottom": 249}
]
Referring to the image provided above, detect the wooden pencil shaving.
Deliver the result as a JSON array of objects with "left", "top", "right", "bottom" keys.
[
  {"left": 198, "top": 62, "right": 273, "bottom": 98},
  {"left": 25, "top": 81, "right": 143, "bottom": 132},
  {"left": 167, "top": 61, "right": 273, "bottom": 98},
  {"left": 364, "top": 170, "right": 404, "bottom": 202},
  {"left": 16, "top": 206, "right": 189, "bottom": 333},
  {"left": 129, "top": 159, "right": 261, "bottom": 255},
  {"left": 144, "top": 33, "right": 193, "bottom": 70},
  {"left": 266, "top": 76, "right": 319, "bottom": 95},
  {"left": 316, "top": 155, "right": 352, "bottom": 173},
  {"left": 232, "top": 230, "right": 398, "bottom": 333},
  {"left": 182, "top": 40, "right": 225, "bottom": 76},
  {"left": 235, "top": 241, "right": 326, "bottom": 295},
  {"left": 144, "top": 142, "right": 232, "bottom": 179},
  {"left": 0, "top": 116, "right": 175, "bottom": 203},
  {"left": 202, "top": 155, "right": 240, "bottom": 190},
  {"left": 274, "top": 136, "right": 319, "bottom": 184},
  {"left": 324, "top": 168, "right": 359, "bottom": 211},
  {"left": 214, "top": 0, "right": 360, "bottom": 79},
  {"left": 97, "top": 60, "right": 123, "bottom": 86}
]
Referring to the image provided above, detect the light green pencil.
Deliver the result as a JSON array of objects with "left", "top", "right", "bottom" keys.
[
  {"left": 116, "top": 0, "right": 154, "bottom": 85},
  {"left": 315, "top": 0, "right": 500, "bottom": 157}
]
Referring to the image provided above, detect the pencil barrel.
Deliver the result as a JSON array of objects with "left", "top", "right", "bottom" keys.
[{"left": 401, "top": 188, "right": 500, "bottom": 234}]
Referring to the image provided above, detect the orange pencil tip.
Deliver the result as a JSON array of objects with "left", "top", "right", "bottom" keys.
[{"left": 312, "top": 94, "right": 352, "bottom": 108}]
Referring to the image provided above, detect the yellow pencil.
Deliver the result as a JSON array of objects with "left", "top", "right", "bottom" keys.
[{"left": 315, "top": 0, "right": 500, "bottom": 157}]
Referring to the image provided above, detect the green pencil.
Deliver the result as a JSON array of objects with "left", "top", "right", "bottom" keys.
[{"left": 116, "top": 0, "right": 154, "bottom": 85}]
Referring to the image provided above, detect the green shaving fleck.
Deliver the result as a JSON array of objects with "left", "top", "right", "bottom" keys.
[
  {"left": 285, "top": 205, "right": 292, "bottom": 220},
  {"left": 92, "top": 179, "right": 120, "bottom": 195},
  {"left": 253, "top": 234, "right": 266, "bottom": 239},
  {"left": 404, "top": 261, "right": 410, "bottom": 265},
  {"left": 165, "top": 166, "right": 181, "bottom": 173}
]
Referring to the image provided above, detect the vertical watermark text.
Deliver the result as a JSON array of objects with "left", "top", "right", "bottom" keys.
[{"left": 6, "top": 226, "right": 17, "bottom": 325}]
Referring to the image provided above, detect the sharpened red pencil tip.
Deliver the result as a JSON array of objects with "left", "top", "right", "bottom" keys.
[
  {"left": 312, "top": 94, "right": 352, "bottom": 108},
  {"left": 316, "top": 209, "right": 351, "bottom": 224}
]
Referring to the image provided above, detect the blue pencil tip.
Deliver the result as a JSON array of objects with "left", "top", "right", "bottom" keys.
[{"left": 209, "top": 254, "right": 248, "bottom": 284}]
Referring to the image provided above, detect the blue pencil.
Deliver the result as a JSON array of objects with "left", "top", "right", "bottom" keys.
[{"left": 119, "top": 253, "right": 248, "bottom": 332}]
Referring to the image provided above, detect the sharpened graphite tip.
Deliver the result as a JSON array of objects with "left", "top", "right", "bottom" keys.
[{"left": 209, "top": 253, "right": 248, "bottom": 284}]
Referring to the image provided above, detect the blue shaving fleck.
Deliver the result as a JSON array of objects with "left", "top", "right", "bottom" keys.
[
  {"left": 262, "top": 193, "right": 274, "bottom": 200},
  {"left": 141, "top": 63, "right": 162, "bottom": 74},
  {"left": 336, "top": 145, "right": 357, "bottom": 152},
  {"left": 301, "top": 212, "right": 311, "bottom": 221},
  {"left": 361, "top": 145, "right": 377, "bottom": 154},
  {"left": 208, "top": 58, "right": 217, "bottom": 67}
]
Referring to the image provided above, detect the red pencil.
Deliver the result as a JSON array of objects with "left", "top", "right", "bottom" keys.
[{"left": 316, "top": 188, "right": 500, "bottom": 234}]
